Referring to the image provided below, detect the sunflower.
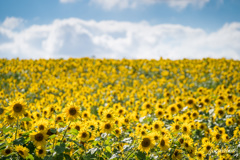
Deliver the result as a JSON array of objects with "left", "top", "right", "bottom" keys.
[
  {"left": 186, "top": 98, "right": 195, "bottom": 107},
  {"left": 142, "top": 102, "right": 152, "bottom": 111},
  {"left": 227, "top": 105, "right": 236, "bottom": 114},
  {"left": 114, "top": 128, "right": 122, "bottom": 137},
  {"left": 155, "top": 108, "right": 164, "bottom": 119},
  {"left": 8, "top": 98, "right": 27, "bottom": 117},
  {"left": 78, "top": 129, "right": 90, "bottom": 142},
  {"left": 82, "top": 110, "right": 90, "bottom": 120},
  {"left": 138, "top": 135, "right": 155, "bottom": 153},
  {"left": 103, "top": 110, "right": 115, "bottom": 121},
  {"left": 101, "top": 122, "right": 114, "bottom": 133},
  {"left": 159, "top": 136, "right": 170, "bottom": 151},
  {"left": 151, "top": 132, "right": 160, "bottom": 142},
  {"left": 222, "top": 134, "right": 230, "bottom": 143},
  {"left": 226, "top": 118, "right": 234, "bottom": 126},
  {"left": 63, "top": 102, "right": 80, "bottom": 121},
  {"left": 152, "top": 121, "right": 164, "bottom": 132},
  {"left": 15, "top": 145, "right": 29, "bottom": 159},
  {"left": 171, "top": 149, "right": 182, "bottom": 160},
  {"left": 183, "top": 139, "right": 193, "bottom": 151},
  {"left": 202, "top": 141, "right": 214, "bottom": 153},
  {"left": 171, "top": 122, "right": 181, "bottom": 133},
  {"left": 182, "top": 123, "right": 191, "bottom": 135},
  {"left": 168, "top": 104, "right": 178, "bottom": 115},
  {"left": 212, "top": 131, "right": 221, "bottom": 142},
  {"left": 215, "top": 107, "right": 225, "bottom": 118},
  {"left": 35, "top": 146, "right": 46, "bottom": 159},
  {"left": 30, "top": 131, "right": 48, "bottom": 147},
  {"left": 1, "top": 147, "right": 12, "bottom": 156},
  {"left": 0, "top": 107, "right": 5, "bottom": 118},
  {"left": 191, "top": 110, "right": 199, "bottom": 119},
  {"left": 196, "top": 150, "right": 204, "bottom": 160},
  {"left": 35, "top": 119, "right": 48, "bottom": 131}
]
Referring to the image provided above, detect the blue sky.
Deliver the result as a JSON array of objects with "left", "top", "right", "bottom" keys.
[{"left": 0, "top": 0, "right": 240, "bottom": 59}]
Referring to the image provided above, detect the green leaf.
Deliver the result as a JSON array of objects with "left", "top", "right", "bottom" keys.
[
  {"left": 50, "top": 128, "right": 57, "bottom": 134},
  {"left": 44, "top": 156, "right": 53, "bottom": 160},
  {"left": 55, "top": 143, "right": 65, "bottom": 154},
  {"left": 26, "top": 154, "right": 34, "bottom": 160},
  {"left": 136, "top": 151, "right": 146, "bottom": 160},
  {"left": 106, "top": 146, "right": 111, "bottom": 153},
  {"left": 13, "top": 137, "right": 25, "bottom": 145},
  {"left": 69, "top": 128, "right": 78, "bottom": 135},
  {"left": 21, "top": 117, "right": 32, "bottom": 121},
  {"left": 49, "top": 135, "right": 56, "bottom": 139}
]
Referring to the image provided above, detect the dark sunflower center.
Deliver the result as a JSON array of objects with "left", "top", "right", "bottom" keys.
[
  {"left": 154, "top": 124, "right": 159, "bottom": 129},
  {"left": 105, "top": 124, "right": 111, "bottom": 129},
  {"left": 205, "top": 99, "right": 209, "bottom": 103},
  {"left": 146, "top": 104, "right": 151, "bottom": 109},
  {"left": 174, "top": 151, "right": 179, "bottom": 156},
  {"left": 106, "top": 114, "right": 112, "bottom": 118},
  {"left": 197, "top": 153, "right": 202, "bottom": 158},
  {"left": 13, "top": 103, "right": 23, "bottom": 113},
  {"left": 82, "top": 132, "right": 87, "bottom": 138},
  {"left": 183, "top": 127, "right": 187, "bottom": 132},
  {"left": 229, "top": 107, "right": 234, "bottom": 112},
  {"left": 206, "top": 146, "right": 211, "bottom": 151},
  {"left": 84, "top": 113, "right": 88, "bottom": 117},
  {"left": 39, "top": 149, "right": 44, "bottom": 154},
  {"left": 5, "top": 149, "right": 11, "bottom": 154},
  {"left": 8, "top": 115, "right": 14, "bottom": 120},
  {"left": 119, "top": 110, "right": 123, "bottom": 114},
  {"left": 115, "top": 130, "right": 119, "bottom": 134},
  {"left": 141, "top": 138, "right": 150, "bottom": 147},
  {"left": 160, "top": 139, "right": 165, "bottom": 147},
  {"left": 39, "top": 125, "right": 45, "bottom": 130},
  {"left": 69, "top": 108, "right": 77, "bottom": 115},
  {"left": 188, "top": 100, "right": 193, "bottom": 104},
  {"left": 179, "top": 138, "right": 184, "bottom": 144},
  {"left": 75, "top": 126, "right": 80, "bottom": 131},
  {"left": 175, "top": 125, "right": 180, "bottom": 130},
  {"left": 218, "top": 110, "right": 224, "bottom": 115},
  {"left": 19, "top": 150, "right": 24, "bottom": 155},
  {"left": 0, "top": 108, "right": 4, "bottom": 114},
  {"left": 185, "top": 143, "right": 189, "bottom": 148},
  {"left": 171, "top": 107, "right": 175, "bottom": 112},
  {"left": 216, "top": 134, "right": 220, "bottom": 139},
  {"left": 158, "top": 111, "right": 163, "bottom": 115},
  {"left": 193, "top": 113, "right": 197, "bottom": 117},
  {"left": 35, "top": 133, "right": 44, "bottom": 141},
  {"left": 154, "top": 136, "right": 159, "bottom": 140}
]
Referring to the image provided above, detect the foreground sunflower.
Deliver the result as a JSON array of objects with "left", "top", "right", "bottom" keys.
[
  {"left": 35, "top": 146, "right": 46, "bottom": 159},
  {"left": 15, "top": 145, "right": 29, "bottom": 159},
  {"left": 8, "top": 98, "right": 27, "bottom": 117},
  {"left": 138, "top": 135, "right": 155, "bottom": 153},
  {"left": 30, "top": 131, "right": 48, "bottom": 147},
  {"left": 63, "top": 102, "right": 81, "bottom": 121}
]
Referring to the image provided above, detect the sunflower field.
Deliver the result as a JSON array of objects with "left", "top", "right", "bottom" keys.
[{"left": 0, "top": 58, "right": 240, "bottom": 160}]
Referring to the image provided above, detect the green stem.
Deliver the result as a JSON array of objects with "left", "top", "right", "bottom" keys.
[
  {"left": 124, "top": 147, "right": 137, "bottom": 160},
  {"left": 15, "top": 117, "right": 19, "bottom": 140},
  {"left": 61, "top": 121, "right": 71, "bottom": 141}
]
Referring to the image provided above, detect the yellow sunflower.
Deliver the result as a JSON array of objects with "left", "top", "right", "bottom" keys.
[
  {"left": 15, "top": 145, "right": 29, "bottom": 159},
  {"left": 159, "top": 136, "right": 170, "bottom": 151},
  {"left": 63, "top": 102, "right": 81, "bottom": 121},
  {"left": 8, "top": 98, "right": 27, "bottom": 117},
  {"left": 1, "top": 147, "right": 12, "bottom": 156},
  {"left": 30, "top": 130, "right": 48, "bottom": 147},
  {"left": 138, "top": 135, "right": 155, "bottom": 153},
  {"left": 35, "top": 146, "right": 46, "bottom": 159},
  {"left": 101, "top": 122, "right": 114, "bottom": 133},
  {"left": 78, "top": 129, "right": 90, "bottom": 142}
]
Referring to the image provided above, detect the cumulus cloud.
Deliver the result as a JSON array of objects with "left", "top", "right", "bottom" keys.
[
  {"left": 90, "top": 0, "right": 210, "bottom": 10},
  {"left": 1, "top": 17, "right": 24, "bottom": 30},
  {"left": 0, "top": 17, "right": 240, "bottom": 60}
]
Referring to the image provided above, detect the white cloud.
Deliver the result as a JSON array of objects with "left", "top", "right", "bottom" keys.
[
  {"left": 90, "top": 0, "right": 210, "bottom": 10},
  {"left": 0, "top": 17, "right": 240, "bottom": 60},
  {"left": 60, "top": 0, "right": 79, "bottom": 3},
  {"left": 1, "top": 17, "right": 24, "bottom": 30}
]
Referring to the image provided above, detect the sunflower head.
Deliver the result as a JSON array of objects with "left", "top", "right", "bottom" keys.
[
  {"left": 8, "top": 99, "right": 27, "bottom": 117},
  {"left": 64, "top": 102, "right": 80, "bottom": 121},
  {"left": 138, "top": 135, "right": 155, "bottom": 153}
]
